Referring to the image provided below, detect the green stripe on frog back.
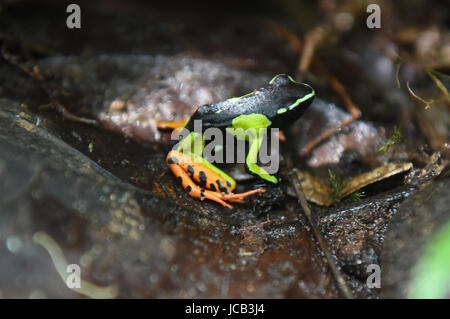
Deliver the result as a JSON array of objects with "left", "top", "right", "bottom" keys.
[
  {"left": 287, "top": 85, "right": 315, "bottom": 110},
  {"left": 226, "top": 90, "right": 259, "bottom": 103}
]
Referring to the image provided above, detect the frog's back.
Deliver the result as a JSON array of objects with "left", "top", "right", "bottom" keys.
[{"left": 185, "top": 74, "right": 314, "bottom": 132}]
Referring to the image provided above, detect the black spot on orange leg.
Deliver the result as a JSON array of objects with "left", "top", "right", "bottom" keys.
[
  {"left": 168, "top": 150, "right": 235, "bottom": 194},
  {"left": 187, "top": 165, "right": 194, "bottom": 176},
  {"left": 198, "top": 171, "right": 207, "bottom": 188},
  {"left": 167, "top": 156, "right": 179, "bottom": 165},
  {"left": 216, "top": 179, "right": 229, "bottom": 193},
  {"left": 167, "top": 162, "right": 233, "bottom": 209}
]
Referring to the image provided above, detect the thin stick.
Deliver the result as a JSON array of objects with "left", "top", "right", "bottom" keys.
[
  {"left": 301, "top": 61, "right": 361, "bottom": 157},
  {"left": 406, "top": 81, "right": 434, "bottom": 109},
  {"left": 40, "top": 103, "right": 98, "bottom": 125},
  {"left": 2, "top": 43, "right": 97, "bottom": 125},
  {"left": 427, "top": 70, "right": 449, "bottom": 97},
  {"left": 291, "top": 168, "right": 354, "bottom": 299},
  {"left": 299, "top": 26, "right": 327, "bottom": 73}
]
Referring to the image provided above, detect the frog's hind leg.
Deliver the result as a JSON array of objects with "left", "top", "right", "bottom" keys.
[
  {"left": 167, "top": 160, "right": 233, "bottom": 209},
  {"left": 167, "top": 150, "right": 265, "bottom": 209},
  {"left": 168, "top": 150, "right": 236, "bottom": 193}
]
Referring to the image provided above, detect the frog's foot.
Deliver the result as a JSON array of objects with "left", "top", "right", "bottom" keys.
[{"left": 204, "top": 188, "right": 266, "bottom": 208}]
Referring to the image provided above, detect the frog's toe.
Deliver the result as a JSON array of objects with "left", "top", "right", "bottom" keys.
[
  {"left": 226, "top": 198, "right": 246, "bottom": 204},
  {"left": 222, "top": 188, "right": 266, "bottom": 200},
  {"left": 203, "top": 191, "right": 233, "bottom": 209}
]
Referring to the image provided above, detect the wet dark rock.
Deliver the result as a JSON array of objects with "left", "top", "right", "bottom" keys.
[
  {"left": 317, "top": 185, "right": 416, "bottom": 298},
  {"left": 381, "top": 170, "right": 450, "bottom": 298},
  {"left": 0, "top": 99, "right": 340, "bottom": 298}
]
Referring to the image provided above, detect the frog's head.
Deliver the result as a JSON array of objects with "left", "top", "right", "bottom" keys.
[{"left": 268, "top": 74, "right": 315, "bottom": 127}]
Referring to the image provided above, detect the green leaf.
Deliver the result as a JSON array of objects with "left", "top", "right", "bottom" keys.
[{"left": 408, "top": 219, "right": 450, "bottom": 298}]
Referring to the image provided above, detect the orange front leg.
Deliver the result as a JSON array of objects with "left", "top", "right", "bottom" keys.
[
  {"left": 157, "top": 106, "right": 200, "bottom": 132},
  {"left": 157, "top": 120, "right": 188, "bottom": 132}
]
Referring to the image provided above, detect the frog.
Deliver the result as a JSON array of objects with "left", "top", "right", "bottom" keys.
[{"left": 158, "top": 74, "right": 315, "bottom": 209}]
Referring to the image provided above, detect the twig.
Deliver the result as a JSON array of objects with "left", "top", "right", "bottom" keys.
[
  {"left": 301, "top": 60, "right": 361, "bottom": 157},
  {"left": 291, "top": 168, "right": 354, "bottom": 299},
  {"left": 395, "top": 61, "right": 404, "bottom": 88},
  {"left": 2, "top": 43, "right": 97, "bottom": 125},
  {"left": 299, "top": 26, "right": 327, "bottom": 73},
  {"left": 427, "top": 70, "right": 449, "bottom": 98},
  {"left": 406, "top": 81, "right": 434, "bottom": 109},
  {"left": 39, "top": 103, "right": 98, "bottom": 125}
]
